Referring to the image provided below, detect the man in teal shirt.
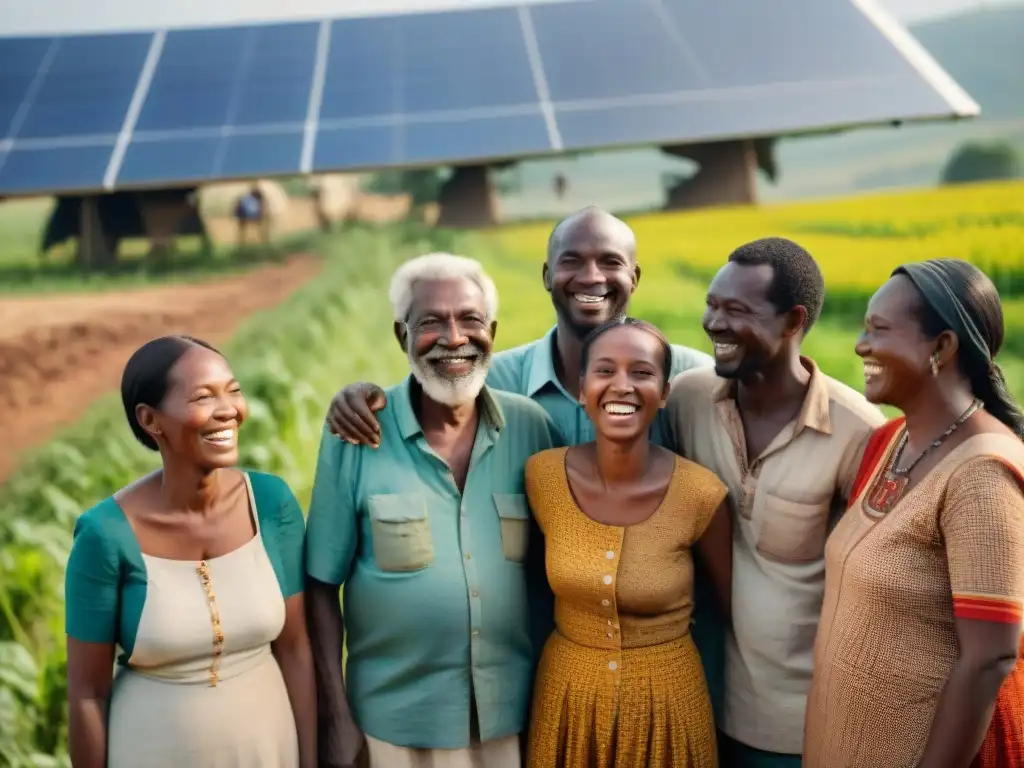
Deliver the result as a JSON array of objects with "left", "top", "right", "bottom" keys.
[{"left": 306, "top": 253, "right": 556, "bottom": 768}]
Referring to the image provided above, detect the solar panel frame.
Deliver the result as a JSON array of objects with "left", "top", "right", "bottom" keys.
[{"left": 0, "top": 0, "right": 980, "bottom": 198}]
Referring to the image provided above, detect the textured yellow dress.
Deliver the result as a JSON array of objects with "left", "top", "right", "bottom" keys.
[{"left": 524, "top": 447, "right": 728, "bottom": 768}]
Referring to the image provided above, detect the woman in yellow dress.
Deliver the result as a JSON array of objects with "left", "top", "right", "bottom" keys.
[{"left": 525, "top": 317, "right": 732, "bottom": 768}]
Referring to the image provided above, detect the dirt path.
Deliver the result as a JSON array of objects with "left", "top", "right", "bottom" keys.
[{"left": 0, "top": 253, "right": 321, "bottom": 484}]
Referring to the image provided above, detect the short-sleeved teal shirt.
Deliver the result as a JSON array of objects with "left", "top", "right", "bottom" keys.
[
  {"left": 305, "top": 378, "right": 556, "bottom": 750},
  {"left": 64, "top": 471, "right": 306, "bottom": 661},
  {"left": 487, "top": 325, "right": 712, "bottom": 447}
]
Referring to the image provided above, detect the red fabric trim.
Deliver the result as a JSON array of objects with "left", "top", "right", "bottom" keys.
[
  {"left": 848, "top": 417, "right": 906, "bottom": 509},
  {"left": 953, "top": 596, "right": 1023, "bottom": 624},
  {"left": 971, "top": 638, "right": 1024, "bottom": 767}
]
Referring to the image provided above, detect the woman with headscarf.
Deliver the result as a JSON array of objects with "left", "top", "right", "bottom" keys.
[
  {"left": 64, "top": 335, "right": 316, "bottom": 768},
  {"left": 804, "top": 259, "right": 1024, "bottom": 767}
]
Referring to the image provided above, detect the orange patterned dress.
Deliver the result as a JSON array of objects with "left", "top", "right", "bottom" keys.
[
  {"left": 805, "top": 418, "right": 1024, "bottom": 768},
  {"left": 524, "top": 447, "right": 728, "bottom": 768}
]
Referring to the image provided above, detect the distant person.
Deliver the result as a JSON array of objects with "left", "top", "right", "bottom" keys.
[
  {"left": 321, "top": 206, "right": 724, "bottom": 718},
  {"left": 526, "top": 317, "right": 732, "bottom": 767},
  {"left": 668, "top": 238, "right": 884, "bottom": 768},
  {"left": 304, "top": 254, "right": 556, "bottom": 768},
  {"left": 64, "top": 335, "right": 316, "bottom": 768},
  {"left": 235, "top": 184, "right": 267, "bottom": 245},
  {"left": 553, "top": 173, "right": 567, "bottom": 201},
  {"left": 805, "top": 259, "right": 1024, "bottom": 767}
]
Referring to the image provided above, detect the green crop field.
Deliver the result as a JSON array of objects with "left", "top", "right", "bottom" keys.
[
  {"left": 0, "top": 197, "right": 312, "bottom": 296},
  {"left": 3, "top": 181, "right": 1024, "bottom": 765}
]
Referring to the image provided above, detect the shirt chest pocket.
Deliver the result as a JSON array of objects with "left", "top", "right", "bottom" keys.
[
  {"left": 493, "top": 493, "right": 530, "bottom": 564},
  {"left": 367, "top": 494, "right": 434, "bottom": 572},
  {"left": 755, "top": 492, "right": 832, "bottom": 564}
]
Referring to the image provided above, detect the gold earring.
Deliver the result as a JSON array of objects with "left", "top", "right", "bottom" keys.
[{"left": 930, "top": 355, "right": 940, "bottom": 377}]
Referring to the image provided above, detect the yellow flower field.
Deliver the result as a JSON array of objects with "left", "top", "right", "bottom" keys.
[{"left": 488, "top": 180, "right": 1024, "bottom": 293}]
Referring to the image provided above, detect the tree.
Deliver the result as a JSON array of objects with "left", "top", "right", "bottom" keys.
[{"left": 940, "top": 141, "right": 1023, "bottom": 185}]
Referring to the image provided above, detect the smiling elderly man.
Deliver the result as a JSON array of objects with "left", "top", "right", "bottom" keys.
[{"left": 305, "top": 253, "right": 557, "bottom": 768}]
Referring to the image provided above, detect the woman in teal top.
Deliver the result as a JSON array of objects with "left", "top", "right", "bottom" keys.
[{"left": 64, "top": 335, "right": 316, "bottom": 768}]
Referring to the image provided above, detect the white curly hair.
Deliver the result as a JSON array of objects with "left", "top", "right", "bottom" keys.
[{"left": 389, "top": 252, "right": 499, "bottom": 324}]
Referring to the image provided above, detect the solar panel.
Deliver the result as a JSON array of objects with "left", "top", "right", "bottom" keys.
[
  {"left": 0, "top": 0, "right": 978, "bottom": 197},
  {"left": 313, "top": 8, "right": 552, "bottom": 170},
  {"left": 0, "top": 37, "right": 53, "bottom": 138},
  {"left": 531, "top": 0, "right": 963, "bottom": 151},
  {"left": 16, "top": 33, "right": 152, "bottom": 140},
  {"left": 135, "top": 22, "right": 318, "bottom": 132},
  {"left": 405, "top": 111, "right": 553, "bottom": 166},
  {"left": 0, "top": 33, "right": 152, "bottom": 194},
  {"left": 109, "top": 22, "right": 319, "bottom": 185},
  {"left": 118, "top": 130, "right": 307, "bottom": 185},
  {"left": 397, "top": 9, "right": 538, "bottom": 114},
  {"left": 532, "top": 1, "right": 705, "bottom": 102},
  {"left": 0, "top": 143, "right": 113, "bottom": 195},
  {"left": 313, "top": 125, "right": 398, "bottom": 171}
]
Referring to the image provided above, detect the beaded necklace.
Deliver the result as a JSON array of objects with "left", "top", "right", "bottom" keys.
[{"left": 869, "top": 399, "right": 982, "bottom": 515}]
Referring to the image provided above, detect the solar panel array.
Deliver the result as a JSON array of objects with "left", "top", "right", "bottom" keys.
[{"left": 0, "top": 0, "right": 977, "bottom": 197}]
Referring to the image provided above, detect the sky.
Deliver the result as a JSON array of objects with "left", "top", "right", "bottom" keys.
[{"left": 0, "top": 0, "right": 1018, "bottom": 35}]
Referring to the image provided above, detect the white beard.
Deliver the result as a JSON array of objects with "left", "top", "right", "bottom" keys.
[{"left": 409, "top": 344, "right": 492, "bottom": 407}]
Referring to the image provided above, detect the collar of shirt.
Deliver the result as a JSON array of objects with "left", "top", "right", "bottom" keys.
[
  {"left": 524, "top": 326, "right": 572, "bottom": 400},
  {"left": 392, "top": 374, "right": 506, "bottom": 442},
  {"left": 712, "top": 356, "right": 833, "bottom": 451}
]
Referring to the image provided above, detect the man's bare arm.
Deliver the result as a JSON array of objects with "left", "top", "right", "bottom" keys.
[{"left": 306, "top": 577, "right": 363, "bottom": 768}]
